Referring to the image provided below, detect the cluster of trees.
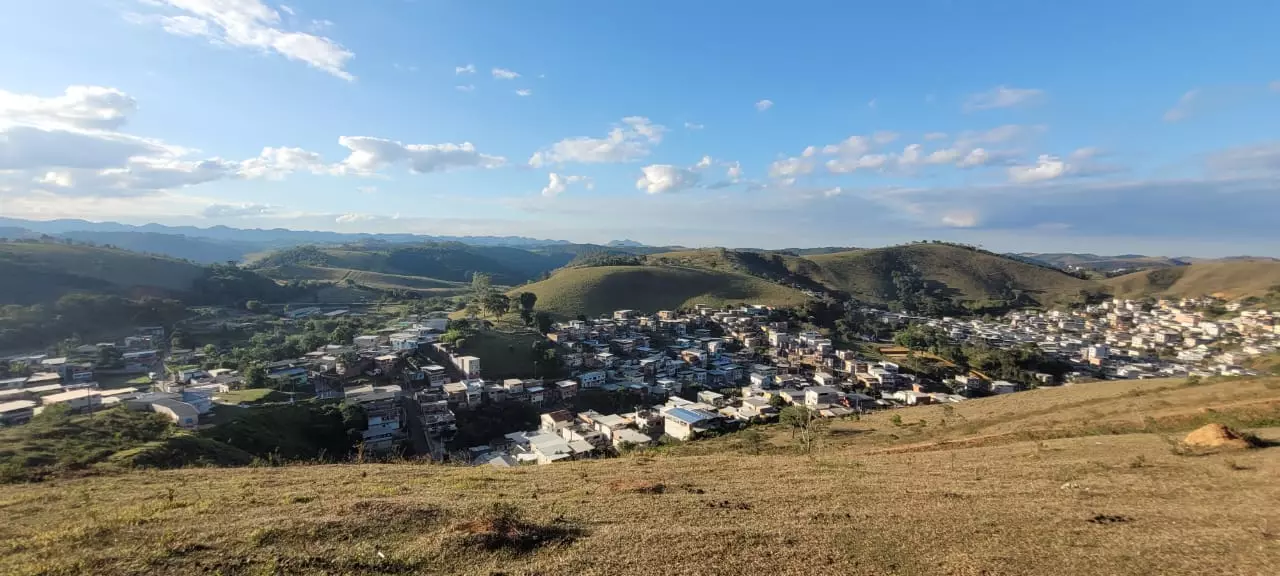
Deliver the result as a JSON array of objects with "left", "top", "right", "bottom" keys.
[
  {"left": 463, "top": 273, "right": 554, "bottom": 333},
  {"left": 189, "top": 263, "right": 310, "bottom": 306},
  {"left": 891, "top": 323, "right": 1072, "bottom": 387},
  {"left": 195, "top": 316, "right": 372, "bottom": 384},
  {"left": 0, "top": 294, "right": 188, "bottom": 351},
  {"left": 1, "top": 400, "right": 373, "bottom": 482},
  {"left": 447, "top": 402, "right": 539, "bottom": 451},
  {"left": 567, "top": 252, "right": 644, "bottom": 268}
]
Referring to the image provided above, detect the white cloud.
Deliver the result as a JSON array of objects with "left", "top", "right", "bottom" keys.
[
  {"left": 755, "top": 99, "right": 774, "bottom": 112},
  {"left": 822, "top": 187, "right": 843, "bottom": 198},
  {"left": 1008, "top": 154, "right": 1069, "bottom": 183},
  {"left": 768, "top": 155, "right": 814, "bottom": 179},
  {"left": 941, "top": 210, "right": 978, "bottom": 228},
  {"left": 455, "top": 64, "right": 476, "bottom": 75},
  {"left": 237, "top": 146, "right": 328, "bottom": 179},
  {"left": 456, "top": 84, "right": 475, "bottom": 92},
  {"left": 1163, "top": 89, "right": 1199, "bottom": 122},
  {"left": 694, "top": 155, "right": 713, "bottom": 169},
  {"left": 956, "top": 148, "right": 990, "bottom": 168},
  {"left": 684, "top": 121, "right": 704, "bottom": 130},
  {"left": 540, "top": 173, "right": 593, "bottom": 198},
  {"left": 515, "top": 89, "right": 532, "bottom": 97},
  {"left": 636, "top": 164, "right": 700, "bottom": 194},
  {"left": 0, "top": 85, "right": 137, "bottom": 131},
  {"left": 335, "top": 136, "right": 506, "bottom": 175},
  {"left": 822, "top": 136, "right": 875, "bottom": 173},
  {"left": 492, "top": 67, "right": 520, "bottom": 80},
  {"left": 923, "top": 132, "right": 948, "bottom": 141},
  {"left": 136, "top": 0, "right": 355, "bottom": 81},
  {"left": 528, "top": 117, "right": 666, "bottom": 166},
  {"left": 201, "top": 202, "right": 277, "bottom": 218},
  {"left": 335, "top": 213, "right": 376, "bottom": 223},
  {"left": 964, "top": 85, "right": 1045, "bottom": 112},
  {"left": 725, "top": 161, "right": 742, "bottom": 181},
  {"left": 279, "top": 5, "right": 295, "bottom": 16}
]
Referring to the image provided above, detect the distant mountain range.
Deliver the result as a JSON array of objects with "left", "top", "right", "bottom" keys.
[{"left": 0, "top": 217, "right": 652, "bottom": 264}]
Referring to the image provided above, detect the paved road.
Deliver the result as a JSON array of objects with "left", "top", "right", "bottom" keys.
[{"left": 398, "top": 395, "right": 442, "bottom": 461}]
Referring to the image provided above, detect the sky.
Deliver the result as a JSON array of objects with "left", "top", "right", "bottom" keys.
[{"left": 1, "top": 0, "right": 1279, "bottom": 256}]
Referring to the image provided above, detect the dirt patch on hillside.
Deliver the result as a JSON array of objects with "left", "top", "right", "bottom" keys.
[{"left": 1181, "top": 424, "right": 1255, "bottom": 451}]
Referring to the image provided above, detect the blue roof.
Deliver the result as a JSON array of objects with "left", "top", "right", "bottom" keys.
[{"left": 667, "top": 407, "right": 718, "bottom": 425}]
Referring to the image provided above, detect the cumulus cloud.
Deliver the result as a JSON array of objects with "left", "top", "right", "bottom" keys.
[
  {"left": 455, "top": 64, "right": 476, "bottom": 75},
  {"left": 455, "top": 84, "right": 475, "bottom": 92},
  {"left": 684, "top": 121, "right": 704, "bottom": 130},
  {"left": 0, "top": 85, "right": 137, "bottom": 131},
  {"left": 768, "top": 155, "right": 815, "bottom": 179},
  {"left": 335, "top": 137, "right": 506, "bottom": 175},
  {"left": 725, "top": 161, "right": 742, "bottom": 181},
  {"left": 540, "top": 173, "right": 593, "bottom": 197},
  {"left": 528, "top": 117, "right": 666, "bottom": 166},
  {"left": 1008, "top": 154, "right": 1070, "bottom": 183},
  {"left": 335, "top": 213, "right": 376, "bottom": 223},
  {"left": 694, "top": 155, "right": 713, "bottom": 169},
  {"left": 872, "top": 131, "right": 899, "bottom": 145},
  {"left": 201, "top": 202, "right": 277, "bottom": 218},
  {"left": 132, "top": 0, "right": 355, "bottom": 80},
  {"left": 963, "top": 85, "right": 1045, "bottom": 112},
  {"left": 1163, "top": 89, "right": 1200, "bottom": 122},
  {"left": 636, "top": 164, "right": 700, "bottom": 194},
  {"left": 515, "top": 89, "right": 532, "bottom": 97},
  {"left": 237, "top": 146, "right": 328, "bottom": 179},
  {"left": 755, "top": 99, "right": 774, "bottom": 112},
  {"left": 491, "top": 67, "right": 520, "bottom": 80}
]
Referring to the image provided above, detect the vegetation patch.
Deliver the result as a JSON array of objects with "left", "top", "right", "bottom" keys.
[{"left": 452, "top": 503, "right": 583, "bottom": 554}]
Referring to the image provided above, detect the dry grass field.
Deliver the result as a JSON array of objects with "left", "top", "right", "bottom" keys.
[{"left": 2, "top": 376, "right": 1279, "bottom": 576}]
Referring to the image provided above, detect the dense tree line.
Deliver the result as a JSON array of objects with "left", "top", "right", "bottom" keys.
[{"left": 0, "top": 294, "right": 188, "bottom": 351}]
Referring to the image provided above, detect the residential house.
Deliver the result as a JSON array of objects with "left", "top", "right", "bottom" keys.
[
  {"left": 0, "top": 400, "right": 37, "bottom": 426},
  {"left": 662, "top": 407, "right": 723, "bottom": 441},
  {"left": 804, "top": 386, "right": 839, "bottom": 407}
]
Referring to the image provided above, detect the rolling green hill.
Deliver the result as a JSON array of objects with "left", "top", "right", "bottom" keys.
[
  {"left": 250, "top": 242, "right": 579, "bottom": 285},
  {"left": 509, "top": 265, "right": 813, "bottom": 318},
  {"left": 803, "top": 244, "right": 1095, "bottom": 308},
  {"left": 0, "top": 242, "right": 206, "bottom": 304},
  {"left": 256, "top": 265, "right": 468, "bottom": 294},
  {"left": 1104, "top": 260, "right": 1280, "bottom": 300}
]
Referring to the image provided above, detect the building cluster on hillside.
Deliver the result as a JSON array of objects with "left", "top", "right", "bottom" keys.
[
  {"left": 865, "top": 297, "right": 1279, "bottom": 382},
  {"left": 0, "top": 326, "right": 196, "bottom": 427}
]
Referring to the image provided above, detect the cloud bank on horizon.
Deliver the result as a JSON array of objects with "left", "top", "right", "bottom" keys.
[{"left": 2, "top": 0, "right": 1280, "bottom": 256}]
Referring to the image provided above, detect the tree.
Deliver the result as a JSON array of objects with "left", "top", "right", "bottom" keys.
[
  {"left": 97, "top": 346, "right": 124, "bottom": 369},
  {"left": 244, "top": 364, "right": 268, "bottom": 389},
  {"left": 170, "top": 330, "right": 191, "bottom": 350},
  {"left": 482, "top": 293, "right": 511, "bottom": 319},
  {"left": 534, "top": 311, "right": 554, "bottom": 335},
  {"left": 245, "top": 300, "right": 267, "bottom": 313},
  {"left": 779, "top": 405, "right": 828, "bottom": 455},
  {"left": 330, "top": 324, "right": 355, "bottom": 345},
  {"left": 514, "top": 293, "right": 535, "bottom": 323}
]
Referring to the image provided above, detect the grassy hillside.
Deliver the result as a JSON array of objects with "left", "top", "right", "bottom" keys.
[
  {"left": 804, "top": 243, "right": 1095, "bottom": 307},
  {"left": 1104, "top": 260, "right": 1280, "bottom": 300},
  {"left": 0, "top": 242, "right": 205, "bottom": 304},
  {"left": 1017, "top": 252, "right": 1189, "bottom": 272},
  {"left": 511, "top": 265, "right": 812, "bottom": 318},
  {"left": 2, "top": 375, "right": 1277, "bottom": 575},
  {"left": 256, "top": 265, "right": 467, "bottom": 294},
  {"left": 250, "top": 242, "right": 578, "bottom": 285}
]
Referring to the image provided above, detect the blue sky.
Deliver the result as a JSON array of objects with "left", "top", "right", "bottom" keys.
[{"left": 1, "top": 0, "right": 1279, "bottom": 255}]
